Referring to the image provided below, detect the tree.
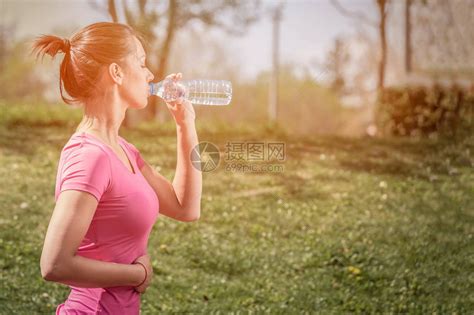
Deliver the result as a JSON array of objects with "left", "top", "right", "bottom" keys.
[
  {"left": 407, "top": 0, "right": 474, "bottom": 79},
  {"left": 331, "top": 0, "right": 389, "bottom": 92},
  {"left": 376, "top": 0, "right": 388, "bottom": 91},
  {"left": 90, "top": 0, "right": 262, "bottom": 126},
  {"left": 324, "top": 37, "right": 350, "bottom": 96}
]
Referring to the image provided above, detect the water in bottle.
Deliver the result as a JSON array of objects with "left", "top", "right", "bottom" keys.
[{"left": 149, "top": 79, "right": 232, "bottom": 106}]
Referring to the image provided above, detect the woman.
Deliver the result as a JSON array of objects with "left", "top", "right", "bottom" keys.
[{"left": 32, "top": 22, "right": 202, "bottom": 314}]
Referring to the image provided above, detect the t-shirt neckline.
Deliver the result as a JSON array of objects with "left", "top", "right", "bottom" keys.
[{"left": 73, "top": 131, "right": 137, "bottom": 175}]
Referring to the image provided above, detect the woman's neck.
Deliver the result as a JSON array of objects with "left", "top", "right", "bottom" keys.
[{"left": 75, "top": 93, "right": 127, "bottom": 146}]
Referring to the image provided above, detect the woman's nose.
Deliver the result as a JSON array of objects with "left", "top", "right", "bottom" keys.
[{"left": 148, "top": 70, "right": 154, "bottom": 82}]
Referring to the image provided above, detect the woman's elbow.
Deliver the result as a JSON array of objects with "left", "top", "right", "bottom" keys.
[
  {"left": 40, "top": 257, "right": 66, "bottom": 281},
  {"left": 181, "top": 215, "right": 200, "bottom": 222},
  {"left": 41, "top": 262, "right": 59, "bottom": 281},
  {"left": 182, "top": 210, "right": 200, "bottom": 222},
  {"left": 189, "top": 214, "right": 200, "bottom": 222}
]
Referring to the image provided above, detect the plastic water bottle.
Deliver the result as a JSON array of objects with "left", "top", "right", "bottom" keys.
[{"left": 149, "top": 79, "right": 232, "bottom": 106}]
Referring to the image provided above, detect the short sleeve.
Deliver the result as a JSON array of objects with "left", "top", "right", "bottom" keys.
[
  {"left": 123, "top": 141, "right": 146, "bottom": 170},
  {"left": 58, "top": 144, "right": 112, "bottom": 202}
]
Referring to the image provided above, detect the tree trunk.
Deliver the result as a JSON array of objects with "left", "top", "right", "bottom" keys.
[
  {"left": 150, "top": 0, "right": 177, "bottom": 122},
  {"left": 377, "top": 0, "right": 387, "bottom": 92},
  {"left": 405, "top": 0, "right": 411, "bottom": 74},
  {"left": 108, "top": 0, "right": 118, "bottom": 23}
]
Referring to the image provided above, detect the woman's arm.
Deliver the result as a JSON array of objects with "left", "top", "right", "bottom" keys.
[
  {"left": 41, "top": 190, "right": 146, "bottom": 287},
  {"left": 44, "top": 255, "right": 144, "bottom": 288},
  {"left": 139, "top": 72, "right": 202, "bottom": 222},
  {"left": 139, "top": 120, "right": 202, "bottom": 222},
  {"left": 172, "top": 121, "right": 202, "bottom": 219}
]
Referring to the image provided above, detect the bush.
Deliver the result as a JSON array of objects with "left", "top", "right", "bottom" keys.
[{"left": 375, "top": 85, "right": 474, "bottom": 138}]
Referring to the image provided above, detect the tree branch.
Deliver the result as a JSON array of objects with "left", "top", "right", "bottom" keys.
[
  {"left": 108, "top": 0, "right": 119, "bottom": 23},
  {"left": 138, "top": 0, "right": 146, "bottom": 16},
  {"left": 330, "top": 0, "right": 378, "bottom": 28},
  {"left": 157, "top": 0, "right": 177, "bottom": 80},
  {"left": 122, "top": 0, "right": 136, "bottom": 29}
]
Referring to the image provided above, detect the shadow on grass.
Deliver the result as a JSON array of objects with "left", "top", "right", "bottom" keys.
[
  {"left": 287, "top": 133, "right": 473, "bottom": 182},
  {"left": 0, "top": 125, "right": 76, "bottom": 156},
  {"left": 2, "top": 110, "right": 472, "bottom": 185}
]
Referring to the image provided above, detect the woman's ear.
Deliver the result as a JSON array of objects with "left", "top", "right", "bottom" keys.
[{"left": 108, "top": 63, "right": 124, "bottom": 85}]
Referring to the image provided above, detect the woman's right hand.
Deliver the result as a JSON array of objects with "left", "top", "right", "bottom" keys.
[
  {"left": 132, "top": 254, "right": 153, "bottom": 294},
  {"left": 163, "top": 73, "right": 196, "bottom": 124}
]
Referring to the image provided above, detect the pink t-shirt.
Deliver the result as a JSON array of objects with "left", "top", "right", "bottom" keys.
[{"left": 53, "top": 131, "right": 160, "bottom": 314}]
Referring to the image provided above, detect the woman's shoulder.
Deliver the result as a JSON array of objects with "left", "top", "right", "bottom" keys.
[
  {"left": 61, "top": 132, "right": 110, "bottom": 160},
  {"left": 55, "top": 133, "right": 113, "bottom": 203}
]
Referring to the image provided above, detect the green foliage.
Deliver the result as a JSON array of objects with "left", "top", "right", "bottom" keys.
[
  {"left": 375, "top": 85, "right": 474, "bottom": 138},
  {"left": 0, "top": 101, "right": 82, "bottom": 128},
  {"left": 0, "top": 38, "right": 48, "bottom": 102},
  {"left": 1, "top": 103, "right": 473, "bottom": 313}
]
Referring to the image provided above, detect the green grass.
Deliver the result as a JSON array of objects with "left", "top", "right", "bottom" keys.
[{"left": 0, "top": 103, "right": 473, "bottom": 314}]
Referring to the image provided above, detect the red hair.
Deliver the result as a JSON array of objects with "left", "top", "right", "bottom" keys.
[{"left": 31, "top": 22, "right": 146, "bottom": 105}]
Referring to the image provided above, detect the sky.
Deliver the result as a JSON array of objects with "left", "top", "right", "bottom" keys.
[{"left": 1, "top": 0, "right": 379, "bottom": 80}]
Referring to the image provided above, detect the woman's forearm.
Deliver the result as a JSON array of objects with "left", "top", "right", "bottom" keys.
[
  {"left": 172, "top": 121, "right": 202, "bottom": 219},
  {"left": 44, "top": 255, "right": 144, "bottom": 288}
]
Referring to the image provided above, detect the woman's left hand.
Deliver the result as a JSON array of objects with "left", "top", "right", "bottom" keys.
[{"left": 164, "top": 72, "right": 196, "bottom": 125}]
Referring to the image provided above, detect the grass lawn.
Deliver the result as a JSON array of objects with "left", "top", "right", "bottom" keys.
[{"left": 1, "top": 103, "right": 473, "bottom": 314}]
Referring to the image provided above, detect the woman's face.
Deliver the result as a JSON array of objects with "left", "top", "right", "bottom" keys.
[{"left": 120, "top": 36, "right": 154, "bottom": 109}]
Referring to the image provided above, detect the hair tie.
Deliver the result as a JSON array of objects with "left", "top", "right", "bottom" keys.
[{"left": 63, "top": 38, "right": 71, "bottom": 53}]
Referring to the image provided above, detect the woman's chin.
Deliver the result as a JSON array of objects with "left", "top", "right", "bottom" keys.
[{"left": 135, "top": 100, "right": 148, "bottom": 109}]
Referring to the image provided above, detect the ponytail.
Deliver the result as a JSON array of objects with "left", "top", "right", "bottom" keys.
[
  {"left": 31, "top": 35, "right": 75, "bottom": 104},
  {"left": 31, "top": 35, "right": 70, "bottom": 60}
]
